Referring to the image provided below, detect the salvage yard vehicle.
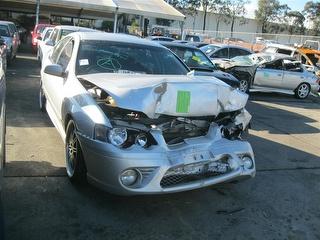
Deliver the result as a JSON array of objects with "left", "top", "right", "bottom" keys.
[
  {"left": 40, "top": 25, "right": 97, "bottom": 65},
  {"left": 37, "top": 26, "right": 54, "bottom": 65},
  {"left": 31, "top": 23, "right": 54, "bottom": 51},
  {"left": 200, "top": 44, "right": 253, "bottom": 64},
  {"left": 40, "top": 32, "right": 255, "bottom": 195},
  {"left": 218, "top": 53, "right": 320, "bottom": 99},
  {"left": 160, "top": 41, "right": 240, "bottom": 88},
  {"left": 0, "top": 20, "right": 20, "bottom": 64},
  {"left": 0, "top": 37, "right": 7, "bottom": 72}
]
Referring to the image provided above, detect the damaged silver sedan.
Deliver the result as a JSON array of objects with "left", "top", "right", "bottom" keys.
[{"left": 40, "top": 32, "right": 255, "bottom": 195}]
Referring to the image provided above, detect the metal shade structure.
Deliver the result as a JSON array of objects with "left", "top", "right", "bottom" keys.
[{"left": 113, "top": 0, "right": 185, "bottom": 21}]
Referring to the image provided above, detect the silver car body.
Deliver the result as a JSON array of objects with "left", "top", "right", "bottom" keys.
[
  {"left": 0, "top": 20, "right": 19, "bottom": 61},
  {"left": 253, "top": 55, "right": 319, "bottom": 94},
  {"left": 41, "top": 32, "right": 255, "bottom": 195},
  {"left": 219, "top": 53, "right": 320, "bottom": 96}
]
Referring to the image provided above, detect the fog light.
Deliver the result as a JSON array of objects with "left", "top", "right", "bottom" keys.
[
  {"left": 120, "top": 169, "right": 139, "bottom": 186},
  {"left": 135, "top": 133, "right": 148, "bottom": 147},
  {"left": 242, "top": 156, "right": 253, "bottom": 169}
]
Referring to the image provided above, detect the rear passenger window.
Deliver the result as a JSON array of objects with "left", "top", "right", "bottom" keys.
[
  {"left": 277, "top": 49, "right": 292, "bottom": 55},
  {"left": 213, "top": 48, "right": 228, "bottom": 58}
]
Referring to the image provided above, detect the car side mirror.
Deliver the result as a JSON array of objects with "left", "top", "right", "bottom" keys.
[
  {"left": 37, "top": 36, "right": 42, "bottom": 40},
  {"left": 0, "top": 38, "right": 5, "bottom": 46},
  {"left": 44, "top": 64, "right": 65, "bottom": 77},
  {"left": 45, "top": 39, "right": 54, "bottom": 46}
]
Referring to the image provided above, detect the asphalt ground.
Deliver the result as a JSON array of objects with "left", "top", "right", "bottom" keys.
[{"left": 1, "top": 48, "right": 320, "bottom": 240}]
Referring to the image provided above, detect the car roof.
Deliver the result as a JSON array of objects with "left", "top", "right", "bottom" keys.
[
  {"left": 159, "top": 41, "right": 198, "bottom": 50},
  {"left": 254, "top": 52, "right": 296, "bottom": 61},
  {"left": 265, "top": 43, "right": 296, "bottom": 51},
  {"left": 72, "top": 32, "right": 167, "bottom": 48},
  {"left": 0, "top": 20, "right": 15, "bottom": 25},
  {"left": 53, "top": 25, "right": 95, "bottom": 31}
]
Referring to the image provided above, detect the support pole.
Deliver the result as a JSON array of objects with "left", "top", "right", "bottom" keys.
[
  {"left": 113, "top": 8, "right": 118, "bottom": 33},
  {"left": 36, "top": 0, "right": 40, "bottom": 25}
]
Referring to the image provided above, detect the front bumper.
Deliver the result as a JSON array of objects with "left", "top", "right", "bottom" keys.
[{"left": 78, "top": 128, "right": 255, "bottom": 195}]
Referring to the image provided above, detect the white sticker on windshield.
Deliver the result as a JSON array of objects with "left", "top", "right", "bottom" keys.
[{"left": 79, "top": 59, "right": 89, "bottom": 66}]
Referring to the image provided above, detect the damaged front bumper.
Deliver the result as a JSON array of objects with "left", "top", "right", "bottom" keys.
[{"left": 77, "top": 124, "right": 255, "bottom": 195}]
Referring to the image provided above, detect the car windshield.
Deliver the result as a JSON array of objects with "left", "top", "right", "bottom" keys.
[
  {"left": 0, "top": 25, "right": 10, "bottom": 37},
  {"left": 76, "top": 40, "right": 189, "bottom": 75},
  {"left": 168, "top": 46, "right": 217, "bottom": 71},
  {"left": 200, "top": 44, "right": 220, "bottom": 55}
]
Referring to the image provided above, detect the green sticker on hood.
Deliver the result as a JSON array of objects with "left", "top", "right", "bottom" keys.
[{"left": 176, "top": 91, "right": 191, "bottom": 113}]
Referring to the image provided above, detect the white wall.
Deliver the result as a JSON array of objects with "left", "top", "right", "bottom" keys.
[{"left": 170, "top": 10, "right": 262, "bottom": 33}]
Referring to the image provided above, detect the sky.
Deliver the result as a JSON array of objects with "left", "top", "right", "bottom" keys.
[{"left": 246, "top": 0, "right": 309, "bottom": 19}]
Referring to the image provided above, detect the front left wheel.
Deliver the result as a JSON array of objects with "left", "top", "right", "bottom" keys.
[
  {"left": 65, "top": 120, "right": 87, "bottom": 183},
  {"left": 295, "top": 83, "right": 310, "bottom": 99}
]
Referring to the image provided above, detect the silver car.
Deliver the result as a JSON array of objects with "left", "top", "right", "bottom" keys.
[
  {"left": 218, "top": 53, "right": 320, "bottom": 99},
  {"left": 40, "top": 32, "right": 255, "bottom": 195},
  {"left": 0, "top": 20, "right": 20, "bottom": 64}
]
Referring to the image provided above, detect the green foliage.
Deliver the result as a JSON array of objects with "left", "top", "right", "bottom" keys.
[
  {"left": 285, "top": 11, "right": 305, "bottom": 35},
  {"left": 303, "top": 1, "right": 320, "bottom": 35},
  {"left": 255, "top": 0, "right": 290, "bottom": 33}
]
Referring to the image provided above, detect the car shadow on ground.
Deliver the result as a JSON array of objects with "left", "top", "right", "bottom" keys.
[
  {"left": 6, "top": 51, "right": 53, "bottom": 128},
  {"left": 247, "top": 101, "right": 320, "bottom": 135},
  {"left": 4, "top": 132, "right": 320, "bottom": 240}
]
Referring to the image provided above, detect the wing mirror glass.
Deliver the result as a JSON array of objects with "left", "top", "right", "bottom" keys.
[
  {"left": 44, "top": 64, "right": 65, "bottom": 77},
  {"left": 37, "top": 36, "right": 42, "bottom": 40}
]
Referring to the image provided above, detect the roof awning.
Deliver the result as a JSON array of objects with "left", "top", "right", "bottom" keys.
[
  {"left": 4, "top": 0, "right": 117, "bottom": 12},
  {"left": 113, "top": 0, "right": 185, "bottom": 21}
]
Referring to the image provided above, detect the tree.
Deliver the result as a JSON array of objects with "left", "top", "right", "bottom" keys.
[
  {"left": 303, "top": 1, "right": 320, "bottom": 35},
  {"left": 255, "top": 0, "right": 290, "bottom": 33},
  {"left": 224, "top": 0, "right": 250, "bottom": 35},
  {"left": 210, "top": 0, "right": 230, "bottom": 33},
  {"left": 285, "top": 11, "right": 305, "bottom": 35}
]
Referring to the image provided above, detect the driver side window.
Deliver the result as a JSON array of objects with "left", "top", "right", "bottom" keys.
[
  {"left": 50, "top": 37, "right": 71, "bottom": 64},
  {"left": 264, "top": 59, "right": 283, "bottom": 70},
  {"left": 57, "top": 40, "right": 74, "bottom": 71}
]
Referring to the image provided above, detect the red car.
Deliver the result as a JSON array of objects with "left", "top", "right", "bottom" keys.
[{"left": 31, "top": 24, "right": 54, "bottom": 50}]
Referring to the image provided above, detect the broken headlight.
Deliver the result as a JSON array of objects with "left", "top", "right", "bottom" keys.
[{"left": 94, "top": 125, "right": 156, "bottom": 148}]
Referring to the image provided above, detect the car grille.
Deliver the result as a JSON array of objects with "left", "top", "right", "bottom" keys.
[{"left": 160, "top": 160, "right": 231, "bottom": 188}]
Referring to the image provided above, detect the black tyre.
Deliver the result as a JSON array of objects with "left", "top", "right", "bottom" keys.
[
  {"left": 295, "top": 83, "right": 310, "bottom": 99},
  {"left": 65, "top": 120, "right": 87, "bottom": 183},
  {"left": 39, "top": 83, "right": 46, "bottom": 112}
]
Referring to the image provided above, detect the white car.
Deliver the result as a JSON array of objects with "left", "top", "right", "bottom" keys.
[
  {"left": 37, "top": 26, "right": 54, "bottom": 65},
  {"left": 40, "top": 32, "right": 255, "bottom": 195},
  {"left": 41, "top": 25, "right": 97, "bottom": 66}
]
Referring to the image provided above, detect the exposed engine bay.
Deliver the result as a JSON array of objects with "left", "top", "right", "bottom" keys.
[{"left": 80, "top": 79, "right": 251, "bottom": 146}]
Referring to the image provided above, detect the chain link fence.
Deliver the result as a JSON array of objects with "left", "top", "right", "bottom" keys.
[{"left": 159, "top": 26, "right": 320, "bottom": 51}]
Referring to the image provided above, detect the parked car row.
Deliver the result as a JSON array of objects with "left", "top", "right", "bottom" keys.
[
  {"left": 39, "top": 29, "right": 255, "bottom": 195},
  {"left": 167, "top": 38, "right": 320, "bottom": 99},
  {"left": 0, "top": 20, "right": 20, "bottom": 67}
]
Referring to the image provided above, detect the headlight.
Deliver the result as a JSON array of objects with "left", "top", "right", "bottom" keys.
[
  {"left": 108, "top": 128, "right": 127, "bottom": 147},
  {"left": 242, "top": 156, "right": 253, "bottom": 169},
  {"left": 135, "top": 133, "right": 148, "bottom": 147}
]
